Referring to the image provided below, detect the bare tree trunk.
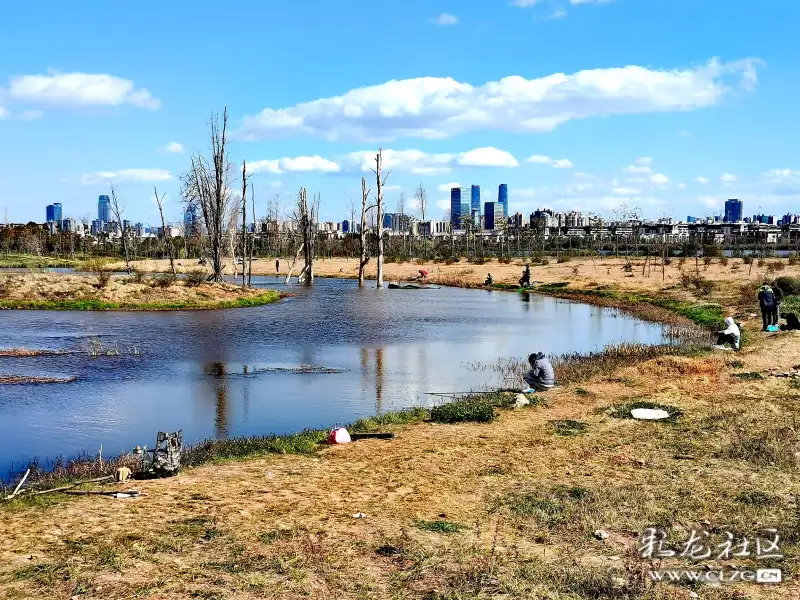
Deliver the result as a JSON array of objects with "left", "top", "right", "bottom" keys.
[
  {"left": 285, "top": 243, "right": 304, "bottom": 284},
  {"left": 372, "top": 150, "right": 387, "bottom": 289},
  {"left": 358, "top": 177, "right": 370, "bottom": 287},
  {"left": 241, "top": 160, "right": 247, "bottom": 288},
  {"left": 249, "top": 187, "right": 255, "bottom": 287},
  {"left": 108, "top": 182, "right": 131, "bottom": 273},
  {"left": 153, "top": 187, "right": 176, "bottom": 276}
]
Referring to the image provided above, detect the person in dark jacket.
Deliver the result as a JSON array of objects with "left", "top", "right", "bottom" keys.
[
  {"left": 771, "top": 281, "right": 784, "bottom": 325},
  {"left": 275, "top": 258, "right": 280, "bottom": 274},
  {"left": 780, "top": 312, "right": 800, "bottom": 331},
  {"left": 484, "top": 273, "right": 494, "bottom": 286},
  {"left": 523, "top": 352, "right": 556, "bottom": 392},
  {"left": 519, "top": 265, "right": 531, "bottom": 288},
  {"left": 758, "top": 282, "right": 776, "bottom": 331}
]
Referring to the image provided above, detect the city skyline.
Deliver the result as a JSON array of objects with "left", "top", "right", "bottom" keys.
[{"left": 2, "top": 1, "right": 799, "bottom": 224}]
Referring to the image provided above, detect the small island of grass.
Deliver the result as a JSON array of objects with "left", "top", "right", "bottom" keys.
[{"left": 0, "top": 272, "right": 281, "bottom": 311}]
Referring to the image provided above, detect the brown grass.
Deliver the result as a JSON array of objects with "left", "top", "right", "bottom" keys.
[{"left": 1, "top": 260, "right": 799, "bottom": 598}]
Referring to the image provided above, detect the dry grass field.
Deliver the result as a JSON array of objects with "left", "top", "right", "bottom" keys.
[{"left": 1, "top": 257, "right": 798, "bottom": 599}]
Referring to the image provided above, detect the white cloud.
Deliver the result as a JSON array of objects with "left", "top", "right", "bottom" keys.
[
  {"left": 434, "top": 13, "right": 457, "bottom": 25},
  {"left": 764, "top": 168, "right": 796, "bottom": 179},
  {"left": 341, "top": 147, "right": 518, "bottom": 174},
  {"left": 512, "top": 0, "right": 540, "bottom": 6},
  {"left": 549, "top": 8, "right": 568, "bottom": 19},
  {"left": 436, "top": 197, "right": 450, "bottom": 211},
  {"left": 720, "top": 172, "right": 738, "bottom": 182},
  {"left": 458, "top": 147, "right": 518, "bottom": 167},
  {"left": 516, "top": 188, "right": 537, "bottom": 198},
  {"left": 677, "top": 182, "right": 687, "bottom": 190},
  {"left": 162, "top": 142, "right": 184, "bottom": 154},
  {"left": 526, "top": 154, "right": 573, "bottom": 168},
  {"left": 237, "top": 58, "right": 761, "bottom": 142},
  {"left": 695, "top": 176, "right": 709, "bottom": 184},
  {"left": 438, "top": 182, "right": 461, "bottom": 192},
  {"left": 81, "top": 168, "right": 172, "bottom": 185},
  {"left": 0, "top": 107, "right": 8, "bottom": 119},
  {"left": 249, "top": 155, "right": 341, "bottom": 175},
  {"left": 9, "top": 71, "right": 159, "bottom": 109},
  {"left": 650, "top": 173, "right": 669, "bottom": 185},
  {"left": 625, "top": 177, "right": 648, "bottom": 184},
  {"left": 622, "top": 158, "right": 653, "bottom": 174},
  {"left": 613, "top": 187, "right": 643, "bottom": 195}
]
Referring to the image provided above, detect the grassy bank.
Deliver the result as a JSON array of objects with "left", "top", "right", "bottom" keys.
[{"left": 0, "top": 272, "right": 282, "bottom": 311}]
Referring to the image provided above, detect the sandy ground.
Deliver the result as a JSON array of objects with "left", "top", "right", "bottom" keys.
[{"left": 114, "top": 255, "right": 800, "bottom": 292}]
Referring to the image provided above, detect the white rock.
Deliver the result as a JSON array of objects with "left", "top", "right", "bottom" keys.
[
  {"left": 514, "top": 394, "right": 530, "bottom": 408},
  {"left": 594, "top": 529, "right": 609, "bottom": 541}
]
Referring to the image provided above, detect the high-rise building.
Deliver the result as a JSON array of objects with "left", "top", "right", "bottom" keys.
[
  {"left": 450, "top": 187, "right": 461, "bottom": 228},
  {"left": 484, "top": 202, "right": 495, "bottom": 230},
  {"left": 471, "top": 185, "right": 481, "bottom": 222},
  {"left": 724, "top": 198, "right": 743, "bottom": 223},
  {"left": 98, "top": 195, "right": 111, "bottom": 222},
  {"left": 498, "top": 184, "right": 508, "bottom": 218},
  {"left": 46, "top": 204, "right": 55, "bottom": 222}
]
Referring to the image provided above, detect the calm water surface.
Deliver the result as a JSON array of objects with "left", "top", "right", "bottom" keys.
[{"left": 0, "top": 277, "right": 669, "bottom": 474}]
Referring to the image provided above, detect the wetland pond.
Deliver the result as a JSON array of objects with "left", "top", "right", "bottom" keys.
[{"left": 0, "top": 277, "right": 671, "bottom": 474}]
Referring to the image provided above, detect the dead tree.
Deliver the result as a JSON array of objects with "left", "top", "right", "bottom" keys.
[
  {"left": 370, "top": 149, "right": 390, "bottom": 289},
  {"left": 181, "top": 108, "right": 233, "bottom": 283},
  {"left": 249, "top": 186, "right": 255, "bottom": 287},
  {"left": 153, "top": 187, "right": 177, "bottom": 275},
  {"left": 240, "top": 160, "right": 248, "bottom": 288},
  {"left": 292, "top": 188, "right": 315, "bottom": 285},
  {"left": 415, "top": 182, "right": 428, "bottom": 256},
  {"left": 108, "top": 182, "right": 131, "bottom": 272},
  {"left": 358, "top": 177, "right": 371, "bottom": 286}
]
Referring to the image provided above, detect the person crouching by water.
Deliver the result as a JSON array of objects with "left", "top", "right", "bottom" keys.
[
  {"left": 714, "top": 317, "right": 741, "bottom": 351},
  {"left": 523, "top": 352, "right": 555, "bottom": 392},
  {"left": 780, "top": 312, "right": 800, "bottom": 331},
  {"left": 519, "top": 264, "right": 531, "bottom": 288},
  {"left": 484, "top": 273, "right": 494, "bottom": 286}
]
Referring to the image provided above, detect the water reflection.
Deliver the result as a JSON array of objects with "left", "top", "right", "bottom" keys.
[{"left": 202, "top": 362, "right": 229, "bottom": 439}]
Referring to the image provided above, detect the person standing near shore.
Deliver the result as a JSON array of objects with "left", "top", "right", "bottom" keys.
[
  {"left": 771, "top": 281, "right": 784, "bottom": 324},
  {"left": 275, "top": 258, "right": 279, "bottom": 275},
  {"left": 758, "top": 282, "right": 776, "bottom": 331}
]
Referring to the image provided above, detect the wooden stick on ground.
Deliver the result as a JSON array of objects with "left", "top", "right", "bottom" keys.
[
  {"left": 31, "top": 475, "right": 114, "bottom": 496},
  {"left": 4, "top": 468, "right": 30, "bottom": 500}
]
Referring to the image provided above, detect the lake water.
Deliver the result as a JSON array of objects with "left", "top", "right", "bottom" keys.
[{"left": 0, "top": 277, "right": 669, "bottom": 475}]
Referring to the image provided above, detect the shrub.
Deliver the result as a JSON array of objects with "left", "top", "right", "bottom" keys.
[
  {"left": 769, "top": 260, "right": 785, "bottom": 272},
  {"left": 663, "top": 257, "right": 673, "bottom": 266},
  {"left": 128, "top": 267, "right": 147, "bottom": 284},
  {"left": 622, "top": 261, "right": 633, "bottom": 273},
  {"left": 757, "top": 258, "right": 766, "bottom": 268},
  {"left": 789, "top": 252, "right": 800, "bottom": 266},
  {"left": 719, "top": 256, "right": 729, "bottom": 266},
  {"left": 96, "top": 270, "right": 112, "bottom": 289},
  {"left": 185, "top": 269, "right": 206, "bottom": 287},
  {"left": 549, "top": 420, "right": 588, "bottom": 436},
  {"left": 430, "top": 397, "right": 497, "bottom": 424},
  {"left": 444, "top": 258, "right": 456, "bottom": 266},
  {"left": 415, "top": 258, "right": 426, "bottom": 265},
  {"left": 498, "top": 257, "right": 512, "bottom": 264},
  {"left": 775, "top": 276, "right": 800, "bottom": 296},
  {"left": 414, "top": 520, "right": 465, "bottom": 534},
  {"left": 743, "top": 256, "right": 753, "bottom": 265},
  {"left": 556, "top": 255, "right": 571, "bottom": 264},
  {"left": 570, "top": 266, "right": 580, "bottom": 277},
  {"left": 152, "top": 272, "right": 177, "bottom": 288},
  {"left": 703, "top": 256, "right": 713, "bottom": 268}
]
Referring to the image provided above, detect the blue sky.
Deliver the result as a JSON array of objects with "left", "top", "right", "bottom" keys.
[{"left": 1, "top": 0, "right": 799, "bottom": 226}]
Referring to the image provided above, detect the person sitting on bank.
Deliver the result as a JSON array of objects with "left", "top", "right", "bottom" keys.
[
  {"left": 417, "top": 269, "right": 429, "bottom": 281},
  {"left": 714, "top": 317, "right": 741, "bottom": 350},
  {"left": 519, "top": 265, "right": 531, "bottom": 288},
  {"left": 780, "top": 312, "right": 800, "bottom": 331},
  {"left": 523, "top": 352, "right": 556, "bottom": 392},
  {"left": 758, "top": 282, "right": 777, "bottom": 331},
  {"left": 484, "top": 273, "right": 494, "bottom": 286}
]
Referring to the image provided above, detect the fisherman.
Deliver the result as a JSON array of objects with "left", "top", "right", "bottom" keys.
[
  {"left": 417, "top": 269, "right": 429, "bottom": 281},
  {"left": 780, "top": 312, "right": 800, "bottom": 331},
  {"left": 758, "top": 282, "right": 777, "bottom": 331},
  {"left": 275, "top": 257, "right": 280, "bottom": 274},
  {"left": 484, "top": 273, "right": 494, "bottom": 286},
  {"left": 519, "top": 264, "right": 531, "bottom": 288},
  {"left": 771, "top": 281, "right": 784, "bottom": 322},
  {"left": 523, "top": 352, "right": 556, "bottom": 392},
  {"left": 714, "top": 317, "right": 741, "bottom": 350}
]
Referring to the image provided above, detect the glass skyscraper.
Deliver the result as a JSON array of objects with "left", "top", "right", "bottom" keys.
[
  {"left": 471, "top": 185, "right": 480, "bottom": 221},
  {"left": 724, "top": 198, "right": 743, "bottom": 223},
  {"left": 498, "top": 184, "right": 508, "bottom": 218},
  {"left": 450, "top": 187, "right": 462, "bottom": 228},
  {"left": 53, "top": 203, "right": 62, "bottom": 222},
  {"left": 46, "top": 204, "right": 55, "bottom": 222},
  {"left": 98, "top": 195, "right": 111, "bottom": 222}
]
